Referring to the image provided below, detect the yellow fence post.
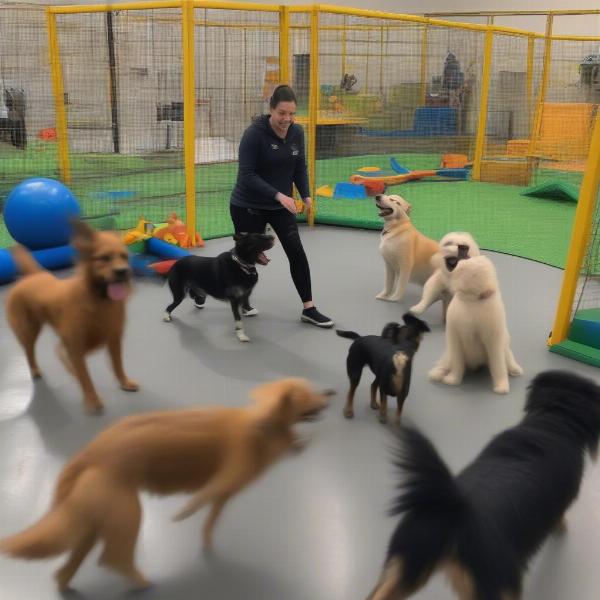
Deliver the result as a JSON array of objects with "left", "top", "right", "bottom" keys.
[
  {"left": 471, "top": 29, "right": 494, "bottom": 181},
  {"left": 526, "top": 36, "right": 535, "bottom": 126},
  {"left": 279, "top": 6, "right": 290, "bottom": 85},
  {"left": 182, "top": 0, "right": 198, "bottom": 244},
  {"left": 419, "top": 23, "right": 428, "bottom": 107},
  {"left": 528, "top": 14, "right": 553, "bottom": 160},
  {"left": 548, "top": 114, "right": 600, "bottom": 346},
  {"left": 307, "top": 5, "right": 319, "bottom": 227},
  {"left": 341, "top": 16, "right": 347, "bottom": 78},
  {"left": 46, "top": 8, "right": 71, "bottom": 185}
]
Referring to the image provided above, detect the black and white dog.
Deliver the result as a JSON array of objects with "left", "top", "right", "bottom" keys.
[
  {"left": 336, "top": 313, "right": 430, "bottom": 424},
  {"left": 163, "top": 232, "right": 275, "bottom": 342}
]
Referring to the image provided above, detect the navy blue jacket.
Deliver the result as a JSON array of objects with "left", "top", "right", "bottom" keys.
[{"left": 230, "top": 115, "right": 310, "bottom": 210}]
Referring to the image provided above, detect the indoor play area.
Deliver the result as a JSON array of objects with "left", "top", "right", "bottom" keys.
[{"left": 1, "top": 2, "right": 600, "bottom": 599}]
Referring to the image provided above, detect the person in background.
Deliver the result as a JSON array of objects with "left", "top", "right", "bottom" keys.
[{"left": 229, "top": 84, "right": 334, "bottom": 328}]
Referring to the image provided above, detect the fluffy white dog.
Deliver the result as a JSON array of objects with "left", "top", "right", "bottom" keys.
[
  {"left": 410, "top": 231, "right": 480, "bottom": 321},
  {"left": 429, "top": 252, "right": 523, "bottom": 394}
]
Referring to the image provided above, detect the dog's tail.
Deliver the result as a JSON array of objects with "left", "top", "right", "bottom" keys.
[
  {"left": 336, "top": 329, "right": 361, "bottom": 340},
  {"left": 11, "top": 245, "right": 42, "bottom": 276},
  {"left": 383, "top": 427, "right": 466, "bottom": 593},
  {"left": 0, "top": 462, "right": 105, "bottom": 560},
  {"left": 0, "top": 503, "right": 81, "bottom": 559}
]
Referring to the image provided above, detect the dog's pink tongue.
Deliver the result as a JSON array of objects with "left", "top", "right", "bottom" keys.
[{"left": 107, "top": 283, "right": 129, "bottom": 301}]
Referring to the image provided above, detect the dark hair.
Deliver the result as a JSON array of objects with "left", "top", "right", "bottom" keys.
[{"left": 269, "top": 84, "right": 297, "bottom": 109}]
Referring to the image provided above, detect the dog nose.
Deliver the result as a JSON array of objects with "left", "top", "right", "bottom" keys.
[{"left": 113, "top": 268, "right": 130, "bottom": 280}]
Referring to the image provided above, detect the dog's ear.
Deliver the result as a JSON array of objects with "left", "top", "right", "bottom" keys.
[
  {"left": 254, "top": 390, "right": 293, "bottom": 436},
  {"left": 70, "top": 219, "right": 97, "bottom": 255},
  {"left": 402, "top": 312, "right": 431, "bottom": 333},
  {"left": 381, "top": 322, "right": 401, "bottom": 339}
]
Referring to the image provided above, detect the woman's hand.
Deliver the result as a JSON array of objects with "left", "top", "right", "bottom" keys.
[{"left": 275, "top": 192, "right": 298, "bottom": 214}]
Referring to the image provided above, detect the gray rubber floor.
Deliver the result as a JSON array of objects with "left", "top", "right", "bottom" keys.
[{"left": 0, "top": 226, "right": 599, "bottom": 600}]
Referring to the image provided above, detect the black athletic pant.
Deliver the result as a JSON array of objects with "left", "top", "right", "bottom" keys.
[{"left": 230, "top": 204, "right": 312, "bottom": 303}]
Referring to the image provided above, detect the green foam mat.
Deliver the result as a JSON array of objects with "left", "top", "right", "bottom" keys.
[
  {"left": 549, "top": 339, "right": 600, "bottom": 368},
  {"left": 520, "top": 181, "right": 580, "bottom": 202}
]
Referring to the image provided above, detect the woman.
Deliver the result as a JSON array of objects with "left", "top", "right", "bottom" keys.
[{"left": 230, "top": 84, "right": 333, "bottom": 328}]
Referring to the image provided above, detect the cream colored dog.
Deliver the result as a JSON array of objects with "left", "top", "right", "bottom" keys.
[
  {"left": 429, "top": 252, "right": 523, "bottom": 394},
  {"left": 410, "top": 231, "right": 481, "bottom": 322},
  {"left": 375, "top": 194, "right": 439, "bottom": 302},
  {"left": 0, "top": 378, "right": 332, "bottom": 591}
]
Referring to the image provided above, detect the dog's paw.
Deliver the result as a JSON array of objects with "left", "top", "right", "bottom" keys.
[
  {"left": 121, "top": 379, "right": 139, "bottom": 392},
  {"left": 441, "top": 373, "right": 462, "bottom": 386},
  {"left": 493, "top": 382, "right": 510, "bottom": 394},
  {"left": 343, "top": 406, "right": 354, "bottom": 419},
  {"left": 370, "top": 399, "right": 380, "bottom": 410},
  {"left": 173, "top": 506, "right": 194, "bottom": 522},
  {"left": 378, "top": 412, "right": 388, "bottom": 424},
  {"left": 408, "top": 304, "right": 424, "bottom": 315},
  {"left": 31, "top": 369, "right": 43, "bottom": 380},
  {"left": 236, "top": 330, "right": 250, "bottom": 342},
  {"left": 509, "top": 364, "right": 524, "bottom": 377},
  {"left": 292, "top": 435, "right": 308, "bottom": 453},
  {"left": 163, "top": 312, "right": 172, "bottom": 322},
  {"left": 428, "top": 366, "right": 447, "bottom": 382},
  {"left": 375, "top": 291, "right": 390, "bottom": 300},
  {"left": 84, "top": 400, "right": 104, "bottom": 415}
]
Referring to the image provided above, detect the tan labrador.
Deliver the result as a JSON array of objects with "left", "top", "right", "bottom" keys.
[
  {"left": 375, "top": 194, "right": 439, "bottom": 302},
  {"left": 5, "top": 221, "right": 137, "bottom": 413},
  {"left": 0, "top": 378, "right": 333, "bottom": 591}
]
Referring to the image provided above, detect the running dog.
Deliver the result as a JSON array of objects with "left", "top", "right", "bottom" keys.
[
  {"left": 163, "top": 232, "right": 275, "bottom": 342},
  {"left": 0, "top": 378, "right": 333, "bottom": 591},
  {"left": 5, "top": 221, "right": 137, "bottom": 413}
]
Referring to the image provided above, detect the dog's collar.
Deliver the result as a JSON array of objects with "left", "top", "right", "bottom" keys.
[
  {"left": 381, "top": 226, "right": 391, "bottom": 237},
  {"left": 231, "top": 252, "right": 257, "bottom": 275}
]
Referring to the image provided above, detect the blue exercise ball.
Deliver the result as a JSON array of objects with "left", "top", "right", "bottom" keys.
[
  {"left": 0, "top": 248, "right": 17, "bottom": 284},
  {"left": 4, "top": 178, "right": 81, "bottom": 249}
]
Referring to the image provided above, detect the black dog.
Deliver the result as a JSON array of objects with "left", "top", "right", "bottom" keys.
[
  {"left": 163, "top": 232, "right": 274, "bottom": 342},
  {"left": 368, "top": 370, "right": 600, "bottom": 600},
  {"left": 336, "top": 313, "right": 430, "bottom": 424}
]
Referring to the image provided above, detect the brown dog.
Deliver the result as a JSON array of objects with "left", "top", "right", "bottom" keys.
[
  {"left": 5, "top": 221, "right": 137, "bottom": 413},
  {"left": 0, "top": 378, "right": 332, "bottom": 591}
]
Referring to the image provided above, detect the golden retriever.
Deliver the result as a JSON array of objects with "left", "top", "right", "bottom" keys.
[
  {"left": 0, "top": 378, "right": 332, "bottom": 591},
  {"left": 375, "top": 194, "right": 439, "bottom": 303},
  {"left": 5, "top": 220, "right": 137, "bottom": 413}
]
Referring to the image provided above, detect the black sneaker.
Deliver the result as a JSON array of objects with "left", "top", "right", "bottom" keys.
[{"left": 301, "top": 307, "right": 334, "bottom": 328}]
